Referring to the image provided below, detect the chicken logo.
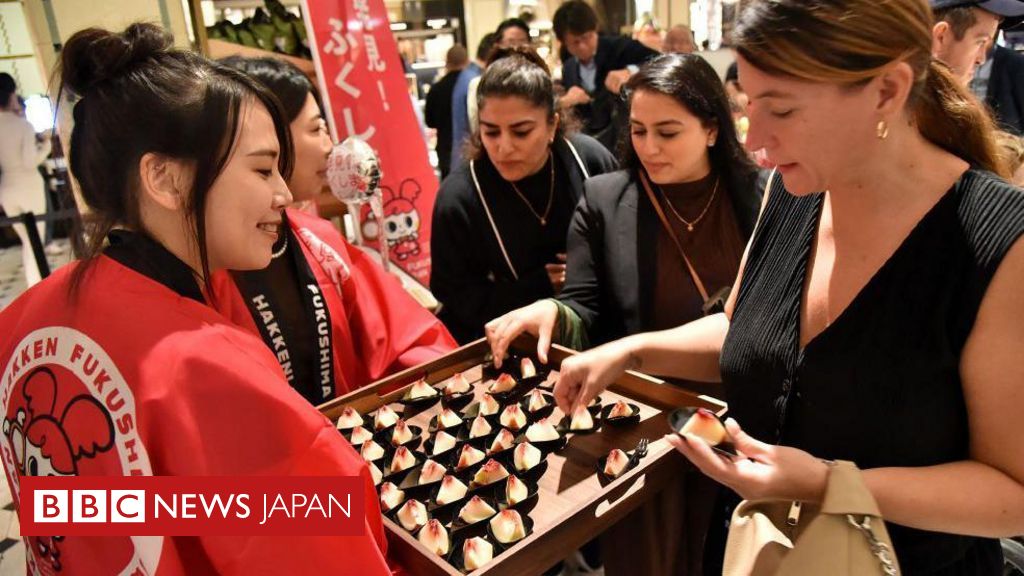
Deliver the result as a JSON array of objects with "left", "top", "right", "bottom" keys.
[
  {"left": 4, "top": 367, "right": 115, "bottom": 478},
  {"left": 1, "top": 327, "right": 160, "bottom": 575},
  {"left": 2, "top": 367, "right": 115, "bottom": 574},
  {"left": 361, "top": 179, "right": 423, "bottom": 261}
]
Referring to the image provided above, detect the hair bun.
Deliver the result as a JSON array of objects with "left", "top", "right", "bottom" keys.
[
  {"left": 486, "top": 46, "right": 551, "bottom": 76},
  {"left": 61, "top": 22, "right": 173, "bottom": 97}
]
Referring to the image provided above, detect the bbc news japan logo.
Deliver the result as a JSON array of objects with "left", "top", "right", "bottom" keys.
[
  {"left": 35, "top": 490, "right": 144, "bottom": 523},
  {"left": 20, "top": 476, "right": 366, "bottom": 536}
]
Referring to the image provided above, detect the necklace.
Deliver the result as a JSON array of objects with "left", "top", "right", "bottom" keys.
[
  {"left": 661, "top": 177, "right": 719, "bottom": 232},
  {"left": 507, "top": 153, "right": 555, "bottom": 226},
  {"left": 271, "top": 234, "right": 288, "bottom": 259}
]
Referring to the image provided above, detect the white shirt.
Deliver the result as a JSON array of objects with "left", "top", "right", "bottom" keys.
[
  {"left": 0, "top": 110, "right": 50, "bottom": 190},
  {"left": 579, "top": 60, "right": 597, "bottom": 92}
]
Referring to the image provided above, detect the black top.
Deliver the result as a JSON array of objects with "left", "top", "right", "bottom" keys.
[
  {"left": 987, "top": 46, "right": 1024, "bottom": 136},
  {"left": 232, "top": 224, "right": 321, "bottom": 404},
  {"left": 431, "top": 134, "right": 618, "bottom": 343},
  {"left": 559, "top": 168, "right": 763, "bottom": 346},
  {"left": 561, "top": 35, "right": 659, "bottom": 150},
  {"left": 720, "top": 169, "right": 1024, "bottom": 574},
  {"left": 425, "top": 69, "right": 462, "bottom": 176}
]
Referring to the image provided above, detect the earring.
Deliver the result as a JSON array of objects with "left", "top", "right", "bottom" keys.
[
  {"left": 707, "top": 140, "right": 716, "bottom": 147},
  {"left": 876, "top": 120, "right": 889, "bottom": 140}
]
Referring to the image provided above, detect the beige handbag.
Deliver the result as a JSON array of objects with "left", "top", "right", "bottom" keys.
[{"left": 723, "top": 460, "right": 900, "bottom": 576}]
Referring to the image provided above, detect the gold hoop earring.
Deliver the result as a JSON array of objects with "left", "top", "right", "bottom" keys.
[{"left": 876, "top": 120, "right": 889, "bottom": 140}]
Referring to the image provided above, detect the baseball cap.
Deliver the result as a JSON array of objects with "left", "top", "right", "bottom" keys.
[{"left": 930, "top": 0, "right": 1024, "bottom": 17}]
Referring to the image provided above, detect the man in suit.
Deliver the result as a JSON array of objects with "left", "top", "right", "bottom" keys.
[
  {"left": 981, "top": 42, "right": 1024, "bottom": 135},
  {"left": 425, "top": 45, "right": 468, "bottom": 178},
  {"left": 553, "top": 0, "right": 658, "bottom": 151}
]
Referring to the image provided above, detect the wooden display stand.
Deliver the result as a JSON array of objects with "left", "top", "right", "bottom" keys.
[{"left": 320, "top": 336, "right": 726, "bottom": 575}]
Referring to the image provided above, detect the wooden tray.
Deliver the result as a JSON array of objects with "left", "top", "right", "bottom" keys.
[{"left": 319, "top": 337, "right": 725, "bottom": 575}]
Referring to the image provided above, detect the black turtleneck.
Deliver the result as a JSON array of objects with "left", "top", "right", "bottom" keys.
[{"left": 484, "top": 152, "right": 575, "bottom": 272}]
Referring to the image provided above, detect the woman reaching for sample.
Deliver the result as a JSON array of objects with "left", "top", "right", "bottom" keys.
[
  {"left": 487, "top": 53, "right": 762, "bottom": 375},
  {"left": 553, "top": 0, "right": 1024, "bottom": 573},
  {"left": 431, "top": 47, "right": 618, "bottom": 344}
]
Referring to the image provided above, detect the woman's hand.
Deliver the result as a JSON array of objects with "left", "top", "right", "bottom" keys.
[
  {"left": 603, "top": 69, "right": 632, "bottom": 94},
  {"left": 666, "top": 418, "right": 829, "bottom": 503},
  {"left": 486, "top": 300, "right": 560, "bottom": 368},
  {"left": 561, "top": 86, "right": 591, "bottom": 107},
  {"left": 553, "top": 338, "right": 637, "bottom": 413}
]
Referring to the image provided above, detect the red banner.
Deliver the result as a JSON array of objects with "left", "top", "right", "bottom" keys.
[
  {"left": 20, "top": 476, "right": 366, "bottom": 536},
  {"left": 304, "top": 0, "right": 438, "bottom": 285}
]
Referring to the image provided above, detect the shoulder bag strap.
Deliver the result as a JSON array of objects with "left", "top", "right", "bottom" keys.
[{"left": 638, "top": 169, "right": 709, "bottom": 302}]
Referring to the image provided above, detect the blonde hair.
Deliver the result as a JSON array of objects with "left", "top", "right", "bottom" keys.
[
  {"left": 734, "top": 0, "right": 1008, "bottom": 178},
  {"left": 996, "top": 131, "right": 1024, "bottom": 175}
]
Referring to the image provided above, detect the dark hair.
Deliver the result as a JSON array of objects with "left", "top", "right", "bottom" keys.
[
  {"left": 60, "top": 23, "right": 294, "bottom": 291},
  {"left": 467, "top": 47, "right": 568, "bottom": 161},
  {"left": 934, "top": 6, "right": 979, "bottom": 40},
  {"left": 620, "top": 54, "right": 758, "bottom": 198},
  {"left": 552, "top": 1, "right": 599, "bottom": 42},
  {"left": 0, "top": 72, "right": 15, "bottom": 110},
  {"left": 446, "top": 44, "right": 468, "bottom": 69},
  {"left": 476, "top": 32, "right": 498, "bottom": 62},
  {"left": 496, "top": 18, "right": 530, "bottom": 43},
  {"left": 734, "top": 0, "right": 1006, "bottom": 177},
  {"left": 219, "top": 56, "right": 322, "bottom": 123}
]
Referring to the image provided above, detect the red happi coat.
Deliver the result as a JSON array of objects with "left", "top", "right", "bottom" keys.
[
  {"left": 0, "top": 257, "right": 390, "bottom": 575},
  {"left": 210, "top": 208, "right": 456, "bottom": 397}
]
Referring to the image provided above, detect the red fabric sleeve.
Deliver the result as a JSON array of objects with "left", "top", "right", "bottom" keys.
[
  {"left": 343, "top": 243, "right": 457, "bottom": 381},
  {"left": 142, "top": 329, "right": 390, "bottom": 575},
  {"left": 288, "top": 209, "right": 456, "bottom": 384}
]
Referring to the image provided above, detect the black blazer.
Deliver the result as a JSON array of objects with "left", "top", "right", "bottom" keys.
[
  {"left": 561, "top": 35, "right": 659, "bottom": 148},
  {"left": 431, "top": 134, "right": 619, "bottom": 343},
  {"left": 425, "top": 69, "right": 462, "bottom": 177},
  {"left": 559, "top": 169, "right": 766, "bottom": 346},
  {"left": 987, "top": 46, "right": 1024, "bottom": 136}
]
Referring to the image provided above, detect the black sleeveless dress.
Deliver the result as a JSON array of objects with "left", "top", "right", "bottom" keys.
[{"left": 719, "top": 169, "right": 1024, "bottom": 575}]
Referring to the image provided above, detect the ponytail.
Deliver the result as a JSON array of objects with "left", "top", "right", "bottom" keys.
[{"left": 913, "top": 59, "right": 1008, "bottom": 177}]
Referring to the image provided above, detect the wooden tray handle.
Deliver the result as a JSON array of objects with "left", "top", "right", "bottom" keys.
[{"left": 594, "top": 474, "right": 647, "bottom": 518}]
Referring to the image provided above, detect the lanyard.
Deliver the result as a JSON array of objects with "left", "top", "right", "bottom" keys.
[{"left": 238, "top": 221, "right": 336, "bottom": 403}]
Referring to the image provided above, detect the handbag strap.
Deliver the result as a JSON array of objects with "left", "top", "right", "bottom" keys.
[
  {"left": 847, "top": 515, "right": 899, "bottom": 575},
  {"left": 827, "top": 460, "right": 899, "bottom": 575},
  {"left": 638, "top": 170, "right": 710, "bottom": 302}
]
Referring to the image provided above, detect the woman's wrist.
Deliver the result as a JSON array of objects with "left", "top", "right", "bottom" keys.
[
  {"left": 618, "top": 334, "right": 645, "bottom": 371},
  {"left": 800, "top": 458, "right": 833, "bottom": 503}
]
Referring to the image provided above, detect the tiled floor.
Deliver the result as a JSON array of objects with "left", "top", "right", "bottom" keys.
[
  {"left": 0, "top": 482, "right": 22, "bottom": 576},
  {"left": 0, "top": 241, "right": 73, "bottom": 575},
  {"left": 0, "top": 240, "right": 73, "bottom": 310}
]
